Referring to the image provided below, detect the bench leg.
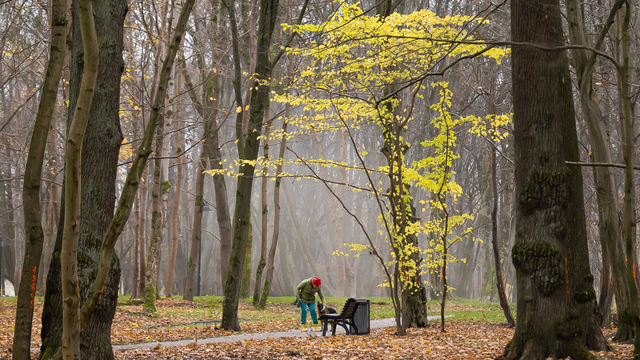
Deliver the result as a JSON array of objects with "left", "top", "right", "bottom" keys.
[{"left": 322, "top": 320, "right": 329, "bottom": 336}]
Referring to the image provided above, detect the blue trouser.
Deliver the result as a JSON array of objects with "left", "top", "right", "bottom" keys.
[{"left": 300, "top": 302, "right": 317, "bottom": 324}]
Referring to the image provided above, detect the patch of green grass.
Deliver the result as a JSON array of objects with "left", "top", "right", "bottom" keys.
[
  {"left": 114, "top": 295, "right": 516, "bottom": 325},
  {"left": 0, "top": 295, "right": 45, "bottom": 307}
]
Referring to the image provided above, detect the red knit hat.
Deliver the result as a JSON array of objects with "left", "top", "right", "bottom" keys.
[{"left": 312, "top": 277, "right": 321, "bottom": 287}]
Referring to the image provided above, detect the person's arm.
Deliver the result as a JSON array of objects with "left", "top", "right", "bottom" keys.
[
  {"left": 295, "top": 281, "right": 304, "bottom": 300},
  {"left": 317, "top": 286, "right": 325, "bottom": 304}
]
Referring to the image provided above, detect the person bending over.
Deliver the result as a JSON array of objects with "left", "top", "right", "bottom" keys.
[{"left": 295, "top": 277, "right": 325, "bottom": 331}]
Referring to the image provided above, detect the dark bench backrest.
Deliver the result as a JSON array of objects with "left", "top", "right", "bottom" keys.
[{"left": 339, "top": 298, "right": 359, "bottom": 318}]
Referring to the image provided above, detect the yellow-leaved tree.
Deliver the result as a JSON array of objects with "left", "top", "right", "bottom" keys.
[
  {"left": 213, "top": 3, "right": 509, "bottom": 335},
  {"left": 276, "top": 4, "right": 508, "bottom": 335}
]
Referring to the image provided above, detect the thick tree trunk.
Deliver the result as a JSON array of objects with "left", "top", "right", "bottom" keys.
[
  {"left": 78, "top": 0, "right": 195, "bottom": 322},
  {"left": 12, "top": 0, "right": 67, "bottom": 356},
  {"left": 504, "top": 0, "right": 607, "bottom": 357},
  {"left": 39, "top": 0, "right": 126, "bottom": 356}
]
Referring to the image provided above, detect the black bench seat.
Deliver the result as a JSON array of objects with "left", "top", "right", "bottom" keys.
[{"left": 319, "top": 298, "right": 360, "bottom": 336}]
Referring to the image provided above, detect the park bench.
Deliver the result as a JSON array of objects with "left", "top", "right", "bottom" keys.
[{"left": 319, "top": 297, "right": 360, "bottom": 336}]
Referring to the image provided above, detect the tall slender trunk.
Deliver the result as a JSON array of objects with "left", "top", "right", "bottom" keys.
[
  {"left": 144, "top": 131, "right": 166, "bottom": 312},
  {"left": 166, "top": 72, "right": 183, "bottom": 296},
  {"left": 258, "top": 114, "right": 287, "bottom": 308},
  {"left": 132, "top": 192, "right": 140, "bottom": 298},
  {"left": 0, "top": 155, "right": 16, "bottom": 291},
  {"left": 60, "top": 0, "right": 99, "bottom": 355},
  {"left": 565, "top": 0, "right": 632, "bottom": 340},
  {"left": 142, "top": 0, "right": 173, "bottom": 312},
  {"left": 184, "top": 159, "right": 204, "bottom": 301},
  {"left": 491, "top": 144, "right": 515, "bottom": 327},
  {"left": 618, "top": 4, "right": 640, "bottom": 357},
  {"left": 487, "top": 79, "right": 515, "bottom": 327},
  {"left": 252, "top": 123, "right": 269, "bottom": 307},
  {"left": 221, "top": 0, "right": 308, "bottom": 330},
  {"left": 12, "top": 0, "right": 67, "bottom": 356},
  {"left": 138, "top": 166, "right": 149, "bottom": 298}
]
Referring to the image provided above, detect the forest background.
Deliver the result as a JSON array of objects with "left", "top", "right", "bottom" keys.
[{"left": 0, "top": 0, "right": 639, "bottom": 357}]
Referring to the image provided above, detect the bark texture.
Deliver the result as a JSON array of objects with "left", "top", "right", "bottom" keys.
[
  {"left": 504, "top": 0, "right": 607, "bottom": 357},
  {"left": 79, "top": 0, "right": 196, "bottom": 319},
  {"left": 61, "top": 0, "right": 100, "bottom": 355},
  {"left": 39, "top": 0, "right": 126, "bottom": 357}
]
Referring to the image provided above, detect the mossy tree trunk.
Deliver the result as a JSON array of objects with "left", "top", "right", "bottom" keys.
[
  {"left": 503, "top": 0, "right": 608, "bottom": 357},
  {"left": 12, "top": 0, "right": 67, "bottom": 357}
]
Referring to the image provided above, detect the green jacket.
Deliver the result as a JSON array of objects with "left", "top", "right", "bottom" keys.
[{"left": 295, "top": 278, "right": 325, "bottom": 304}]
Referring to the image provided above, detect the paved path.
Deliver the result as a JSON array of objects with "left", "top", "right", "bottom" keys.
[{"left": 113, "top": 316, "right": 449, "bottom": 351}]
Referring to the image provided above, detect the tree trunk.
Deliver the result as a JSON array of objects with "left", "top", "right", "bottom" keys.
[
  {"left": 179, "top": 31, "right": 231, "bottom": 295},
  {"left": 138, "top": 166, "right": 149, "bottom": 298},
  {"left": 39, "top": 0, "right": 127, "bottom": 356},
  {"left": 60, "top": 0, "right": 99, "bottom": 355},
  {"left": 12, "top": 0, "right": 67, "bottom": 356},
  {"left": 221, "top": 0, "right": 283, "bottom": 330},
  {"left": 166, "top": 72, "right": 184, "bottom": 296},
  {"left": 258, "top": 116, "right": 287, "bottom": 308},
  {"left": 144, "top": 133, "right": 166, "bottom": 312},
  {"left": 184, "top": 159, "right": 204, "bottom": 301},
  {"left": 0, "top": 162, "right": 16, "bottom": 293},
  {"left": 491, "top": 145, "right": 515, "bottom": 327},
  {"left": 504, "top": 0, "right": 607, "bottom": 356},
  {"left": 253, "top": 123, "right": 270, "bottom": 307},
  {"left": 78, "top": 0, "right": 195, "bottom": 322},
  {"left": 565, "top": 0, "right": 632, "bottom": 340},
  {"left": 132, "top": 192, "right": 140, "bottom": 298},
  {"left": 487, "top": 79, "right": 515, "bottom": 328},
  {"left": 617, "top": 5, "right": 640, "bottom": 357}
]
